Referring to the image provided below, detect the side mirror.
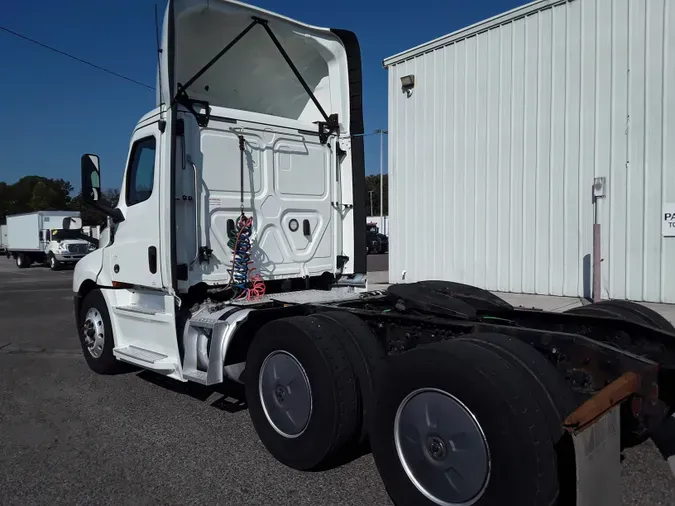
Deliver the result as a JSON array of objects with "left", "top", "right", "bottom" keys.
[
  {"left": 79, "top": 153, "right": 125, "bottom": 224},
  {"left": 81, "top": 154, "right": 101, "bottom": 203}
]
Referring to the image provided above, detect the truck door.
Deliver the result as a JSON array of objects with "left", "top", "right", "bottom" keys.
[{"left": 106, "top": 122, "right": 163, "bottom": 288}]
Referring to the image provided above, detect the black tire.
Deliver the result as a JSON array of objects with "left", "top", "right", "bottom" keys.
[
  {"left": 387, "top": 283, "right": 477, "bottom": 320},
  {"left": 245, "top": 315, "right": 360, "bottom": 470},
  {"left": 78, "top": 289, "right": 124, "bottom": 374},
  {"left": 565, "top": 300, "right": 675, "bottom": 333},
  {"left": 371, "top": 340, "right": 559, "bottom": 506},
  {"left": 313, "top": 311, "right": 386, "bottom": 444},
  {"left": 16, "top": 253, "right": 29, "bottom": 269},
  {"left": 594, "top": 300, "right": 674, "bottom": 332},
  {"left": 48, "top": 253, "right": 60, "bottom": 271},
  {"left": 457, "top": 333, "right": 577, "bottom": 442}
]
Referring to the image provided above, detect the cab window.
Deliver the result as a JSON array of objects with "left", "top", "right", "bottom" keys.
[{"left": 125, "top": 136, "right": 156, "bottom": 206}]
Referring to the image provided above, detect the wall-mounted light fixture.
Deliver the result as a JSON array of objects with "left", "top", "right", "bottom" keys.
[
  {"left": 400, "top": 74, "right": 415, "bottom": 88},
  {"left": 400, "top": 74, "right": 415, "bottom": 97}
]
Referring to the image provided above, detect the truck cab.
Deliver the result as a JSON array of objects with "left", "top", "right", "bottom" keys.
[
  {"left": 73, "top": 0, "right": 365, "bottom": 379},
  {"left": 42, "top": 225, "right": 95, "bottom": 270}
]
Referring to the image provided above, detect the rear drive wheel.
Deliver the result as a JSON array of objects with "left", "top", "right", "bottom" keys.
[
  {"left": 245, "top": 316, "right": 359, "bottom": 470},
  {"left": 370, "top": 340, "right": 558, "bottom": 506},
  {"left": 584, "top": 300, "right": 673, "bottom": 332},
  {"left": 313, "top": 311, "right": 386, "bottom": 444},
  {"left": 78, "top": 289, "right": 124, "bottom": 374},
  {"left": 457, "top": 333, "right": 577, "bottom": 441}
]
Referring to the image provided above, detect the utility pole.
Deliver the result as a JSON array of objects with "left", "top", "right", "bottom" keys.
[
  {"left": 375, "top": 129, "right": 388, "bottom": 226},
  {"left": 368, "top": 190, "right": 374, "bottom": 216}
]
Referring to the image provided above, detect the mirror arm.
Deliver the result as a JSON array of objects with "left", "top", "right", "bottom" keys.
[{"left": 83, "top": 200, "right": 125, "bottom": 223}]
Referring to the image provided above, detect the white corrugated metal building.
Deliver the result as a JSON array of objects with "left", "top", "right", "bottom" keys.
[{"left": 384, "top": 0, "right": 675, "bottom": 303}]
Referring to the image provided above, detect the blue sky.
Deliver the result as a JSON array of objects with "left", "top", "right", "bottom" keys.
[{"left": 0, "top": 0, "right": 523, "bottom": 191}]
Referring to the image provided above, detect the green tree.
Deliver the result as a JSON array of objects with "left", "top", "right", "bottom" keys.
[
  {"left": 30, "top": 181, "right": 60, "bottom": 210},
  {"left": 0, "top": 176, "right": 74, "bottom": 218},
  {"left": 364, "top": 174, "right": 388, "bottom": 216}
]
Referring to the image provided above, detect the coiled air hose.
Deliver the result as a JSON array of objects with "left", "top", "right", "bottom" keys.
[{"left": 227, "top": 135, "right": 266, "bottom": 301}]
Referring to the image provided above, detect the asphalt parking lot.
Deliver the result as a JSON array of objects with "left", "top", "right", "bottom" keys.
[{"left": 1, "top": 257, "right": 675, "bottom": 505}]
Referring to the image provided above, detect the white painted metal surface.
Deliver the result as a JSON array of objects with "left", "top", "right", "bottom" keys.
[
  {"left": 572, "top": 405, "right": 621, "bottom": 506},
  {"left": 385, "top": 0, "right": 675, "bottom": 302},
  {"left": 177, "top": 110, "right": 340, "bottom": 287},
  {"left": 102, "top": 287, "right": 182, "bottom": 380},
  {"left": 101, "top": 119, "right": 165, "bottom": 289}
]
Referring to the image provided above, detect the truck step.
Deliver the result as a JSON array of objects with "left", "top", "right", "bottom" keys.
[
  {"left": 115, "top": 305, "right": 161, "bottom": 315},
  {"left": 182, "top": 369, "right": 208, "bottom": 385},
  {"left": 189, "top": 316, "right": 222, "bottom": 330},
  {"left": 114, "top": 345, "right": 169, "bottom": 365}
]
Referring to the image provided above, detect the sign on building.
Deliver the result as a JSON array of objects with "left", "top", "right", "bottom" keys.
[{"left": 663, "top": 204, "right": 675, "bottom": 237}]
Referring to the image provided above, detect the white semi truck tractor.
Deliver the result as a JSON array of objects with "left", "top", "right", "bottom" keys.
[{"left": 73, "top": 2, "right": 675, "bottom": 505}]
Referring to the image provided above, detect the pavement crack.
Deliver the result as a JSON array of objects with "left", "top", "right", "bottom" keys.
[{"left": 0, "top": 345, "right": 80, "bottom": 357}]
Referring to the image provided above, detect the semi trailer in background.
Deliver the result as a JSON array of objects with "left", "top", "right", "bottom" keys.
[
  {"left": 6, "top": 211, "right": 95, "bottom": 269},
  {"left": 384, "top": 0, "right": 675, "bottom": 303},
  {"left": 71, "top": 1, "right": 675, "bottom": 505}
]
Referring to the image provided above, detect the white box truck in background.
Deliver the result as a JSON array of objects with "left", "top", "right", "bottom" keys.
[
  {"left": 0, "top": 224, "right": 7, "bottom": 254},
  {"left": 6, "top": 211, "right": 95, "bottom": 270}
]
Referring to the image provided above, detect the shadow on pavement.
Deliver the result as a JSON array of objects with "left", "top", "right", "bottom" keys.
[
  {"left": 136, "top": 369, "right": 373, "bottom": 470},
  {"left": 137, "top": 370, "right": 248, "bottom": 414}
]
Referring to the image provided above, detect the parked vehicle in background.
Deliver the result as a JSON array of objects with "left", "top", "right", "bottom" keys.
[
  {"left": 0, "top": 225, "right": 7, "bottom": 255},
  {"left": 6, "top": 211, "right": 96, "bottom": 270},
  {"left": 366, "top": 215, "right": 389, "bottom": 236},
  {"left": 366, "top": 222, "right": 388, "bottom": 254}
]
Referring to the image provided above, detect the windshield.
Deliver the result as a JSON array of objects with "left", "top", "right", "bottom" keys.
[{"left": 51, "top": 229, "right": 85, "bottom": 241}]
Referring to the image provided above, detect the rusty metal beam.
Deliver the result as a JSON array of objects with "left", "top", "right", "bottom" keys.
[{"left": 564, "top": 372, "right": 641, "bottom": 434}]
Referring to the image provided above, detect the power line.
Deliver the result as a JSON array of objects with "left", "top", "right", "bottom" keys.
[{"left": 0, "top": 25, "right": 155, "bottom": 91}]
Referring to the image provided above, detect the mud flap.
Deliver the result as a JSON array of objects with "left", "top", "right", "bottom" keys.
[{"left": 572, "top": 405, "right": 621, "bottom": 506}]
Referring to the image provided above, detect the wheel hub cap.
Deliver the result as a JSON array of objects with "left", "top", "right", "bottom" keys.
[
  {"left": 83, "top": 308, "right": 105, "bottom": 358},
  {"left": 394, "top": 388, "right": 490, "bottom": 506},
  {"left": 427, "top": 436, "right": 447, "bottom": 460},
  {"left": 259, "top": 351, "right": 312, "bottom": 438}
]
